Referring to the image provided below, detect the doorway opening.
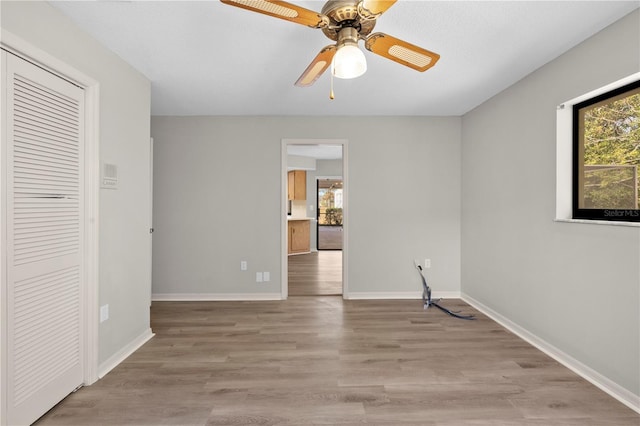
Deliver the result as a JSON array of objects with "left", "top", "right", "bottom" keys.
[{"left": 281, "top": 139, "right": 347, "bottom": 299}]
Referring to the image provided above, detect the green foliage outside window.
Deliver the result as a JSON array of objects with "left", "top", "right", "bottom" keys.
[
  {"left": 582, "top": 88, "right": 640, "bottom": 209},
  {"left": 324, "top": 208, "right": 343, "bottom": 225}
]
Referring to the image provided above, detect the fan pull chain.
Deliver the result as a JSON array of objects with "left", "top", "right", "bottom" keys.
[{"left": 330, "top": 69, "right": 335, "bottom": 100}]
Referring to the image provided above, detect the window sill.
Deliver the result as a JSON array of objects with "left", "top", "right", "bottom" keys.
[{"left": 555, "top": 218, "right": 640, "bottom": 228}]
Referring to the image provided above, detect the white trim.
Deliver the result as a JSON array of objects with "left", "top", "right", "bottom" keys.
[
  {"left": 559, "top": 73, "right": 640, "bottom": 109},
  {"left": 152, "top": 293, "right": 283, "bottom": 302},
  {"left": 98, "top": 329, "right": 154, "bottom": 379},
  {"left": 149, "top": 138, "right": 154, "bottom": 307},
  {"left": 341, "top": 142, "right": 349, "bottom": 298},
  {"left": 281, "top": 139, "right": 349, "bottom": 300},
  {"left": 0, "top": 49, "right": 8, "bottom": 426},
  {"left": 83, "top": 77, "right": 100, "bottom": 387},
  {"left": 556, "top": 72, "right": 640, "bottom": 225},
  {"left": 462, "top": 292, "right": 640, "bottom": 414},
  {"left": 556, "top": 101, "right": 573, "bottom": 220},
  {"left": 555, "top": 218, "right": 640, "bottom": 228},
  {"left": 281, "top": 143, "right": 288, "bottom": 299},
  {"left": 346, "top": 291, "right": 460, "bottom": 300},
  {"left": 152, "top": 292, "right": 462, "bottom": 301}
]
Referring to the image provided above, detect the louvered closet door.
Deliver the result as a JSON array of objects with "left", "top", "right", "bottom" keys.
[{"left": 4, "top": 52, "right": 85, "bottom": 426}]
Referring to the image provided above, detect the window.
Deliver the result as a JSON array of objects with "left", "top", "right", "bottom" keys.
[{"left": 573, "top": 79, "right": 640, "bottom": 222}]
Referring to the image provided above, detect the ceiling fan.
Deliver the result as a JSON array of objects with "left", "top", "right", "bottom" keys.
[{"left": 220, "top": 0, "right": 440, "bottom": 88}]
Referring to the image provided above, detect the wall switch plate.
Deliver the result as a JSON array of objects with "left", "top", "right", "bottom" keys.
[
  {"left": 263, "top": 272, "right": 270, "bottom": 282},
  {"left": 256, "top": 272, "right": 263, "bottom": 282},
  {"left": 100, "top": 304, "right": 109, "bottom": 323},
  {"left": 241, "top": 261, "right": 247, "bottom": 271},
  {"left": 424, "top": 259, "right": 431, "bottom": 268}
]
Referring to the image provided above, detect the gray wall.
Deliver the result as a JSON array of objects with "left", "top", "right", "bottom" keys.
[
  {"left": 461, "top": 10, "right": 640, "bottom": 397},
  {"left": 1, "top": 2, "right": 152, "bottom": 366},
  {"left": 151, "top": 116, "right": 462, "bottom": 296},
  {"left": 316, "top": 159, "right": 343, "bottom": 177}
]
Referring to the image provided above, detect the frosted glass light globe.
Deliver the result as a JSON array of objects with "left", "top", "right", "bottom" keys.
[{"left": 332, "top": 44, "right": 367, "bottom": 79}]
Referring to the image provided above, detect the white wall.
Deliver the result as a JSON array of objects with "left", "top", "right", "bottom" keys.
[
  {"left": 1, "top": 2, "right": 152, "bottom": 366},
  {"left": 151, "top": 116, "right": 461, "bottom": 298},
  {"left": 461, "top": 10, "right": 639, "bottom": 400}
]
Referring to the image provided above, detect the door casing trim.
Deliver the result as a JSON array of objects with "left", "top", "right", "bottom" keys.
[{"left": 281, "top": 139, "right": 348, "bottom": 299}]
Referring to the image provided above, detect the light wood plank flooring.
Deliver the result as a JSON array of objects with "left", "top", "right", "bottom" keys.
[
  {"left": 318, "top": 225, "right": 343, "bottom": 250},
  {"left": 36, "top": 297, "right": 638, "bottom": 425},
  {"left": 288, "top": 251, "right": 342, "bottom": 296}
]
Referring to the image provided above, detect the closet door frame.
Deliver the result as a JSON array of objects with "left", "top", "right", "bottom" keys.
[{"left": 1, "top": 29, "right": 100, "bottom": 424}]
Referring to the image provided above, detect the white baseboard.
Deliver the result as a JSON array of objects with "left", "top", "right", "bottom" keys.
[
  {"left": 153, "top": 292, "right": 460, "bottom": 301},
  {"left": 152, "top": 293, "right": 283, "bottom": 301},
  {"left": 98, "top": 328, "right": 154, "bottom": 379},
  {"left": 346, "top": 291, "right": 460, "bottom": 300},
  {"left": 461, "top": 292, "right": 640, "bottom": 414}
]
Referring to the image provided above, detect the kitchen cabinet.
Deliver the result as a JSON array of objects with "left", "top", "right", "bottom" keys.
[
  {"left": 287, "top": 170, "right": 306, "bottom": 201},
  {"left": 288, "top": 219, "right": 310, "bottom": 255}
]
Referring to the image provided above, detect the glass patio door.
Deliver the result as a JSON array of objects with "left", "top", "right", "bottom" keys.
[{"left": 317, "top": 179, "right": 343, "bottom": 250}]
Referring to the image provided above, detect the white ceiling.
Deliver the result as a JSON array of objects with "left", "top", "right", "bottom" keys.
[
  {"left": 288, "top": 144, "right": 343, "bottom": 159},
  {"left": 50, "top": 1, "right": 639, "bottom": 116}
]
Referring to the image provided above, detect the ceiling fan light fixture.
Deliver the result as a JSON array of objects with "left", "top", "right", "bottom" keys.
[
  {"left": 222, "top": 0, "right": 440, "bottom": 88},
  {"left": 332, "top": 27, "right": 367, "bottom": 79},
  {"left": 332, "top": 43, "right": 367, "bottom": 79}
]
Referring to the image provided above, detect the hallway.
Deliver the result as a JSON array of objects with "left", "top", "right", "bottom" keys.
[{"left": 288, "top": 251, "right": 342, "bottom": 296}]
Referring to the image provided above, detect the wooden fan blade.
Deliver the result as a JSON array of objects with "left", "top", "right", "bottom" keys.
[
  {"left": 295, "top": 45, "right": 337, "bottom": 87},
  {"left": 220, "top": 0, "right": 329, "bottom": 28},
  {"left": 365, "top": 32, "right": 440, "bottom": 72},
  {"left": 359, "top": 0, "right": 397, "bottom": 18}
]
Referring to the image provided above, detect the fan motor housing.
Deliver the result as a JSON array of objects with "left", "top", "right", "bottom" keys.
[{"left": 320, "top": 0, "right": 376, "bottom": 41}]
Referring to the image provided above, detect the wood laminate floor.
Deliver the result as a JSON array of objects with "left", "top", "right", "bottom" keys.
[
  {"left": 318, "top": 226, "right": 343, "bottom": 250},
  {"left": 288, "top": 251, "right": 342, "bottom": 296},
  {"left": 36, "top": 297, "right": 638, "bottom": 425}
]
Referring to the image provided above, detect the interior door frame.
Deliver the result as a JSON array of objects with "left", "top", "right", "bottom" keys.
[
  {"left": 281, "top": 139, "right": 349, "bottom": 299},
  {"left": 149, "top": 137, "right": 154, "bottom": 306},
  {"left": 1, "top": 30, "right": 100, "bottom": 424}
]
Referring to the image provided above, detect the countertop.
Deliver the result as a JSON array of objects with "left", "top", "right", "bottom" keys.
[{"left": 287, "top": 216, "right": 314, "bottom": 221}]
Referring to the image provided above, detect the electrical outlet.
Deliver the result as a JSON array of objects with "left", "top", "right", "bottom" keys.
[
  {"left": 256, "top": 272, "right": 263, "bottom": 282},
  {"left": 100, "top": 304, "right": 109, "bottom": 323},
  {"left": 263, "top": 271, "right": 270, "bottom": 282},
  {"left": 240, "top": 261, "right": 247, "bottom": 271},
  {"left": 424, "top": 259, "right": 431, "bottom": 268}
]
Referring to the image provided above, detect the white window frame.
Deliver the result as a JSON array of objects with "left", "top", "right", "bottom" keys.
[{"left": 556, "top": 72, "right": 640, "bottom": 227}]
